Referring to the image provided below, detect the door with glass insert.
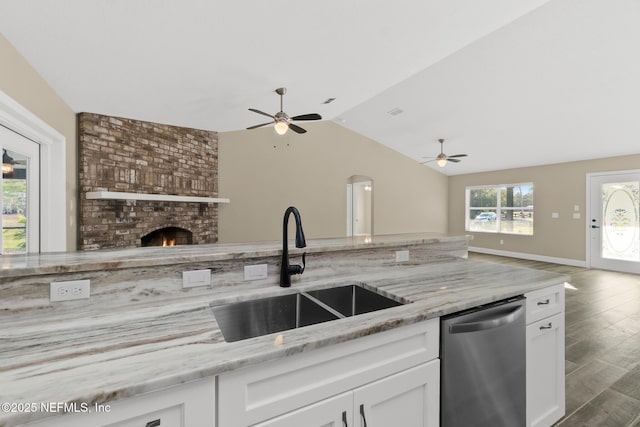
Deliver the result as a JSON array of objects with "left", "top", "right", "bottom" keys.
[
  {"left": 1, "top": 125, "right": 40, "bottom": 254},
  {"left": 589, "top": 171, "right": 640, "bottom": 273}
]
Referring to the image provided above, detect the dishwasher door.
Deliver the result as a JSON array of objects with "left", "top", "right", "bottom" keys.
[{"left": 440, "top": 297, "right": 526, "bottom": 427}]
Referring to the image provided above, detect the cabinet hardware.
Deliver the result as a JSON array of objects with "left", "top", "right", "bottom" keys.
[
  {"left": 537, "top": 299, "right": 550, "bottom": 305},
  {"left": 145, "top": 419, "right": 161, "bottom": 427},
  {"left": 342, "top": 410, "right": 348, "bottom": 427},
  {"left": 359, "top": 404, "right": 368, "bottom": 427},
  {"left": 540, "top": 323, "right": 552, "bottom": 330}
]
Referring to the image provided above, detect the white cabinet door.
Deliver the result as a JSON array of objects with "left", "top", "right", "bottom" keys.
[
  {"left": 353, "top": 360, "right": 440, "bottom": 427},
  {"left": 24, "top": 378, "right": 215, "bottom": 427},
  {"left": 526, "top": 312, "right": 565, "bottom": 427},
  {"left": 252, "top": 392, "right": 352, "bottom": 427}
]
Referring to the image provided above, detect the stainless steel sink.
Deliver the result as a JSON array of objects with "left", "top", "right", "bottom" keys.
[
  {"left": 305, "top": 285, "right": 403, "bottom": 317},
  {"left": 212, "top": 285, "right": 405, "bottom": 342}
]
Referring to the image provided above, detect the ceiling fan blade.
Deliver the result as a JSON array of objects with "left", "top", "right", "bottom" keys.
[
  {"left": 288, "top": 123, "right": 307, "bottom": 134},
  {"left": 291, "top": 113, "right": 322, "bottom": 121},
  {"left": 448, "top": 154, "right": 468, "bottom": 158},
  {"left": 246, "top": 121, "right": 273, "bottom": 130},
  {"left": 448, "top": 158, "right": 462, "bottom": 163},
  {"left": 420, "top": 159, "right": 436, "bottom": 164},
  {"left": 249, "top": 108, "right": 275, "bottom": 119}
]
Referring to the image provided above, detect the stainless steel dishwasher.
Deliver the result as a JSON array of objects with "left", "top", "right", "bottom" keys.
[{"left": 440, "top": 296, "right": 526, "bottom": 427}]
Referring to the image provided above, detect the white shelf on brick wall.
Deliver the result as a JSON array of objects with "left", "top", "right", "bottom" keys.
[{"left": 85, "top": 191, "right": 230, "bottom": 204}]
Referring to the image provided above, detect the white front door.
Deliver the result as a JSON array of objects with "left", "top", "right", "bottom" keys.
[
  {"left": 588, "top": 171, "right": 640, "bottom": 273},
  {"left": 1, "top": 124, "right": 40, "bottom": 254}
]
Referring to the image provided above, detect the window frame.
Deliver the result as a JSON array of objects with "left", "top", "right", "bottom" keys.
[{"left": 465, "top": 182, "right": 534, "bottom": 235}]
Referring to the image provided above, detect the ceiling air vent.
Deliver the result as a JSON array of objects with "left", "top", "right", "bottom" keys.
[{"left": 387, "top": 108, "right": 404, "bottom": 116}]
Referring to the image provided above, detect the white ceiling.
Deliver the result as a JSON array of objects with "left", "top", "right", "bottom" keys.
[{"left": 1, "top": 0, "right": 639, "bottom": 175}]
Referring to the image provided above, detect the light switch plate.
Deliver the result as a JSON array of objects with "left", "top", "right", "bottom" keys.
[
  {"left": 552, "top": 212, "right": 559, "bottom": 219},
  {"left": 395, "top": 250, "right": 410, "bottom": 262},
  {"left": 244, "top": 264, "right": 268, "bottom": 281},
  {"left": 182, "top": 269, "right": 211, "bottom": 288}
]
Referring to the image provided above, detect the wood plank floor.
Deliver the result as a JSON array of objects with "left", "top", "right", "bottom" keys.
[{"left": 468, "top": 252, "right": 640, "bottom": 427}]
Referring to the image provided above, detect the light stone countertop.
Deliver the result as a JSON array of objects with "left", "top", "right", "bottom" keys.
[
  {"left": 0, "top": 233, "right": 467, "bottom": 278},
  {"left": 0, "top": 253, "right": 569, "bottom": 427}
]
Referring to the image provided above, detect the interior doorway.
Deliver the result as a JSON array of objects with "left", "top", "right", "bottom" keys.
[
  {"left": 1, "top": 124, "right": 40, "bottom": 254},
  {"left": 346, "top": 175, "right": 373, "bottom": 237},
  {"left": 587, "top": 170, "right": 640, "bottom": 274}
]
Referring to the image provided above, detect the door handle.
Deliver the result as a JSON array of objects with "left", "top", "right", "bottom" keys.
[
  {"left": 450, "top": 305, "right": 524, "bottom": 333},
  {"left": 342, "top": 410, "right": 348, "bottom": 427},
  {"left": 359, "top": 404, "right": 368, "bottom": 427},
  {"left": 145, "top": 419, "right": 161, "bottom": 427},
  {"left": 591, "top": 225, "right": 600, "bottom": 229},
  {"left": 540, "top": 322, "right": 553, "bottom": 330}
]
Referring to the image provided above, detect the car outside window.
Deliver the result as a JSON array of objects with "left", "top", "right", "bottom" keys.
[{"left": 466, "top": 184, "right": 534, "bottom": 235}]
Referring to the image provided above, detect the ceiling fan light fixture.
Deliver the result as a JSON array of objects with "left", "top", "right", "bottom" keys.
[
  {"left": 437, "top": 158, "right": 447, "bottom": 167},
  {"left": 274, "top": 119, "right": 289, "bottom": 135}
]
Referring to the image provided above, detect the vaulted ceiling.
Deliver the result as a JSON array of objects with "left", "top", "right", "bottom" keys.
[{"left": 1, "top": 0, "right": 639, "bottom": 175}]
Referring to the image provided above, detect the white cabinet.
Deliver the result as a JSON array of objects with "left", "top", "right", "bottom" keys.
[
  {"left": 354, "top": 361, "right": 439, "bottom": 427},
  {"left": 252, "top": 361, "right": 439, "bottom": 427},
  {"left": 253, "top": 392, "right": 353, "bottom": 427},
  {"left": 24, "top": 377, "right": 215, "bottom": 427},
  {"left": 525, "top": 284, "right": 565, "bottom": 427},
  {"left": 218, "top": 319, "right": 440, "bottom": 427}
]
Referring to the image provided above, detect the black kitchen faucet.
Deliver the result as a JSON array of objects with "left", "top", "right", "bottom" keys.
[{"left": 280, "top": 206, "right": 306, "bottom": 287}]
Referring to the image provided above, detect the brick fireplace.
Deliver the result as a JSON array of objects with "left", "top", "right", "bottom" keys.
[{"left": 78, "top": 113, "right": 220, "bottom": 250}]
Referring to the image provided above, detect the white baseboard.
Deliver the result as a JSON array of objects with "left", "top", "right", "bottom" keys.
[{"left": 468, "top": 246, "right": 587, "bottom": 268}]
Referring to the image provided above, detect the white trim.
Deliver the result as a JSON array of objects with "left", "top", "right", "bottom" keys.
[
  {"left": 469, "top": 246, "right": 587, "bottom": 268},
  {"left": 0, "top": 90, "right": 67, "bottom": 252},
  {"left": 86, "top": 191, "right": 229, "bottom": 204}
]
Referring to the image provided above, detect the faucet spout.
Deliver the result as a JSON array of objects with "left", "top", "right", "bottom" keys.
[{"left": 280, "top": 206, "right": 307, "bottom": 287}]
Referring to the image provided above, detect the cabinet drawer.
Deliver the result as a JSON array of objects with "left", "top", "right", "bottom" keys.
[
  {"left": 218, "top": 319, "right": 439, "bottom": 427},
  {"left": 525, "top": 284, "right": 564, "bottom": 324},
  {"left": 105, "top": 404, "right": 181, "bottom": 427},
  {"left": 24, "top": 378, "right": 215, "bottom": 427}
]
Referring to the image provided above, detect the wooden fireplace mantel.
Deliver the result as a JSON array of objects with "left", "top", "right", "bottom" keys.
[{"left": 85, "top": 191, "right": 230, "bottom": 204}]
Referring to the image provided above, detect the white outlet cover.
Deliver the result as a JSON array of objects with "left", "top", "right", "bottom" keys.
[
  {"left": 50, "top": 279, "right": 90, "bottom": 302},
  {"left": 552, "top": 212, "right": 559, "bottom": 219},
  {"left": 182, "top": 269, "right": 211, "bottom": 288},
  {"left": 573, "top": 212, "right": 581, "bottom": 219},
  {"left": 244, "top": 264, "right": 268, "bottom": 281},
  {"left": 395, "top": 250, "right": 410, "bottom": 262}
]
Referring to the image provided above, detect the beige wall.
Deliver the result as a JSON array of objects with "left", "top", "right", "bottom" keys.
[
  {"left": 0, "top": 33, "right": 77, "bottom": 251},
  {"left": 218, "top": 121, "right": 448, "bottom": 243},
  {"left": 449, "top": 154, "right": 640, "bottom": 262}
]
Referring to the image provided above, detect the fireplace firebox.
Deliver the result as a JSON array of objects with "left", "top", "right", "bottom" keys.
[{"left": 141, "top": 227, "right": 193, "bottom": 247}]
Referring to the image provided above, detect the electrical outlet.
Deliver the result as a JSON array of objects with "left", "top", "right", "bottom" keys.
[
  {"left": 395, "top": 250, "right": 410, "bottom": 262},
  {"left": 50, "top": 280, "right": 90, "bottom": 302},
  {"left": 182, "top": 269, "right": 211, "bottom": 288},
  {"left": 244, "top": 264, "right": 268, "bottom": 281}
]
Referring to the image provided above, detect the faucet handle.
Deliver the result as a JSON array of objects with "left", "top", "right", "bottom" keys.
[{"left": 289, "top": 252, "right": 306, "bottom": 275}]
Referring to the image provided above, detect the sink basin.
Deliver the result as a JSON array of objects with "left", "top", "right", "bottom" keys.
[
  {"left": 212, "top": 285, "right": 405, "bottom": 342},
  {"left": 305, "top": 285, "right": 403, "bottom": 317},
  {"left": 212, "top": 293, "right": 340, "bottom": 343}
]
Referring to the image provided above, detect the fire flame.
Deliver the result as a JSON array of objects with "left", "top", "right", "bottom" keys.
[{"left": 162, "top": 235, "right": 176, "bottom": 247}]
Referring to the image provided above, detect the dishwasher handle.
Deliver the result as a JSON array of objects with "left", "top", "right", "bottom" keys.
[{"left": 450, "top": 305, "right": 524, "bottom": 334}]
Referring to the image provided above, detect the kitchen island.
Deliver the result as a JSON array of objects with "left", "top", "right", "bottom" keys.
[{"left": 0, "top": 233, "right": 567, "bottom": 426}]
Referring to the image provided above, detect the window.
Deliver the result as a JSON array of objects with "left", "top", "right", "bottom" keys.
[{"left": 466, "top": 183, "right": 534, "bottom": 235}]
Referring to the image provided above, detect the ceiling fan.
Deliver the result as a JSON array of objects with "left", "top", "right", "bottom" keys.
[
  {"left": 421, "top": 139, "right": 467, "bottom": 167},
  {"left": 247, "top": 88, "right": 322, "bottom": 135}
]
